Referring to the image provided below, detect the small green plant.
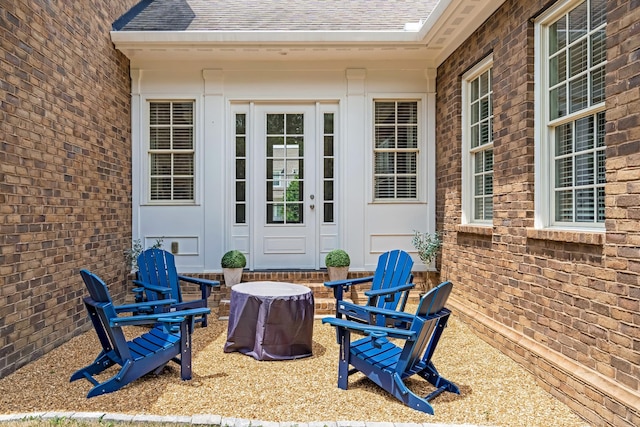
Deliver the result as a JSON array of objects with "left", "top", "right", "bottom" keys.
[
  {"left": 325, "top": 249, "right": 350, "bottom": 267},
  {"left": 412, "top": 230, "right": 442, "bottom": 265},
  {"left": 124, "top": 238, "right": 163, "bottom": 271},
  {"left": 412, "top": 230, "right": 442, "bottom": 292},
  {"left": 221, "top": 250, "right": 247, "bottom": 268}
]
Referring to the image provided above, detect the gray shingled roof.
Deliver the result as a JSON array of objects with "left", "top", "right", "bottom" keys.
[{"left": 115, "top": 0, "right": 440, "bottom": 32}]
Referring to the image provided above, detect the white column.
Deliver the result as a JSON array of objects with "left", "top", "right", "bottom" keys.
[
  {"left": 202, "top": 69, "right": 225, "bottom": 271},
  {"left": 130, "top": 68, "right": 143, "bottom": 241},
  {"left": 424, "top": 68, "right": 437, "bottom": 235},
  {"left": 344, "top": 68, "right": 367, "bottom": 269}
]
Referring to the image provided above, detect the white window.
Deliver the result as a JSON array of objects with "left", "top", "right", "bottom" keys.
[
  {"left": 373, "top": 100, "right": 419, "bottom": 200},
  {"left": 535, "top": 0, "right": 606, "bottom": 228},
  {"left": 462, "top": 56, "right": 493, "bottom": 224},
  {"left": 148, "top": 101, "right": 195, "bottom": 202}
]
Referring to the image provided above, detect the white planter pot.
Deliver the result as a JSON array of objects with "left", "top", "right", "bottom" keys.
[
  {"left": 223, "top": 267, "right": 243, "bottom": 287},
  {"left": 327, "top": 266, "right": 349, "bottom": 282}
]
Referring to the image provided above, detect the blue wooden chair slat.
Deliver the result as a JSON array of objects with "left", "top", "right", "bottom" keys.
[
  {"left": 322, "top": 281, "right": 460, "bottom": 415},
  {"left": 70, "top": 269, "right": 210, "bottom": 398},
  {"left": 325, "top": 249, "right": 415, "bottom": 326},
  {"left": 134, "top": 248, "right": 220, "bottom": 327},
  {"left": 143, "top": 329, "right": 179, "bottom": 348}
]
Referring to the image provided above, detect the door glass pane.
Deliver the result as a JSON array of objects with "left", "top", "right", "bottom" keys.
[
  {"left": 235, "top": 113, "right": 247, "bottom": 223},
  {"left": 267, "top": 114, "right": 284, "bottom": 134},
  {"left": 266, "top": 113, "right": 304, "bottom": 224},
  {"left": 286, "top": 114, "right": 304, "bottom": 134},
  {"left": 323, "top": 113, "right": 335, "bottom": 223}
]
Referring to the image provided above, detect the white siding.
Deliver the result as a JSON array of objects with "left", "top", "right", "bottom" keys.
[{"left": 131, "top": 59, "right": 437, "bottom": 272}]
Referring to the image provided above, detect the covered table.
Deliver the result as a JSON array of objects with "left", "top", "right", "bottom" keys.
[{"left": 224, "top": 281, "right": 314, "bottom": 360}]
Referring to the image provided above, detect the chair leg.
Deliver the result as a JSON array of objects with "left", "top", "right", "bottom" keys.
[
  {"left": 70, "top": 351, "right": 115, "bottom": 383},
  {"left": 179, "top": 320, "right": 193, "bottom": 380},
  {"left": 200, "top": 312, "right": 208, "bottom": 327},
  {"left": 337, "top": 328, "right": 350, "bottom": 390},
  {"left": 391, "top": 373, "right": 435, "bottom": 415},
  {"left": 418, "top": 361, "right": 460, "bottom": 395}
]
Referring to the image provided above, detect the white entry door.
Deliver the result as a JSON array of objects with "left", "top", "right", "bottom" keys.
[{"left": 253, "top": 105, "right": 317, "bottom": 269}]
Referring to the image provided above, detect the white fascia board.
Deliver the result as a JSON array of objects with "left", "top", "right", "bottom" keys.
[
  {"left": 418, "top": 0, "right": 506, "bottom": 66},
  {"left": 415, "top": 0, "right": 453, "bottom": 40},
  {"left": 110, "top": 29, "right": 424, "bottom": 48}
]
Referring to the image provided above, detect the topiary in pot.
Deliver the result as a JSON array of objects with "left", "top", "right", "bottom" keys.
[
  {"left": 221, "top": 250, "right": 246, "bottom": 287},
  {"left": 325, "top": 249, "right": 350, "bottom": 281}
]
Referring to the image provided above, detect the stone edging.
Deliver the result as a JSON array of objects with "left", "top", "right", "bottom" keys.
[{"left": 0, "top": 412, "right": 491, "bottom": 427}]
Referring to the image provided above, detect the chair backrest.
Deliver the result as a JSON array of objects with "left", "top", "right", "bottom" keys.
[
  {"left": 369, "top": 249, "right": 414, "bottom": 310},
  {"left": 137, "top": 248, "right": 182, "bottom": 303},
  {"left": 80, "top": 269, "right": 113, "bottom": 304},
  {"left": 396, "top": 281, "right": 453, "bottom": 375},
  {"left": 79, "top": 269, "right": 131, "bottom": 359},
  {"left": 416, "top": 281, "right": 453, "bottom": 317}
]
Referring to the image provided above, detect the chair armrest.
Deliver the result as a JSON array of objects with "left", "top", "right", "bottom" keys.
[
  {"left": 178, "top": 275, "right": 220, "bottom": 288},
  {"left": 324, "top": 275, "right": 374, "bottom": 288},
  {"left": 339, "top": 302, "right": 416, "bottom": 322},
  {"left": 110, "top": 307, "right": 211, "bottom": 327},
  {"left": 322, "top": 316, "right": 416, "bottom": 340},
  {"left": 132, "top": 279, "right": 172, "bottom": 296},
  {"left": 364, "top": 282, "right": 415, "bottom": 298},
  {"left": 114, "top": 299, "right": 178, "bottom": 313}
]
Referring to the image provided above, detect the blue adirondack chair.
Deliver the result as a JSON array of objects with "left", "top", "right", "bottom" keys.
[
  {"left": 133, "top": 248, "right": 220, "bottom": 327},
  {"left": 322, "top": 281, "right": 459, "bottom": 415},
  {"left": 71, "top": 269, "right": 210, "bottom": 398},
  {"left": 324, "top": 249, "right": 415, "bottom": 326}
]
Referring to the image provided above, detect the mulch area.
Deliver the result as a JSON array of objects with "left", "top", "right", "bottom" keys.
[{"left": 0, "top": 311, "right": 587, "bottom": 427}]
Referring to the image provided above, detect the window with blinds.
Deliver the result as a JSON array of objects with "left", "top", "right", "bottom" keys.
[
  {"left": 373, "top": 100, "right": 418, "bottom": 200},
  {"left": 148, "top": 101, "right": 195, "bottom": 202},
  {"left": 545, "top": 0, "right": 606, "bottom": 224},
  {"left": 469, "top": 68, "right": 494, "bottom": 222}
]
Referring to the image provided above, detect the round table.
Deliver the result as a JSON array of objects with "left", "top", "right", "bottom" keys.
[{"left": 223, "top": 281, "right": 314, "bottom": 360}]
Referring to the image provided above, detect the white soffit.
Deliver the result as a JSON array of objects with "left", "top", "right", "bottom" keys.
[{"left": 111, "top": 0, "right": 505, "bottom": 65}]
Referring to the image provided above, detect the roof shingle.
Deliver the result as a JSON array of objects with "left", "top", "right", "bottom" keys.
[{"left": 114, "top": 0, "right": 440, "bottom": 32}]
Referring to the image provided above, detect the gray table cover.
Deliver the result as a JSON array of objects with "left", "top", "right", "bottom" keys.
[{"left": 224, "top": 281, "right": 314, "bottom": 360}]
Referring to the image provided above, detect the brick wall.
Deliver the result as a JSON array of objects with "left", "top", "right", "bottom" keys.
[
  {"left": 436, "top": 0, "right": 639, "bottom": 426},
  {"left": 0, "top": 0, "right": 138, "bottom": 378}
]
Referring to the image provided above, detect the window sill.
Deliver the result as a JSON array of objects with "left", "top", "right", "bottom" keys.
[
  {"left": 526, "top": 228, "right": 604, "bottom": 245},
  {"left": 456, "top": 224, "right": 493, "bottom": 236}
]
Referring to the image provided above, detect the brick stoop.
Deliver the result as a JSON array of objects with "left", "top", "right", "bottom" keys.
[
  {"left": 217, "top": 282, "right": 338, "bottom": 319},
  {"left": 173, "top": 269, "right": 431, "bottom": 320},
  {"left": 213, "top": 270, "right": 429, "bottom": 320}
]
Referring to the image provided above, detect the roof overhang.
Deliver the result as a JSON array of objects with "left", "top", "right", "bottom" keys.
[{"left": 111, "top": 0, "right": 504, "bottom": 66}]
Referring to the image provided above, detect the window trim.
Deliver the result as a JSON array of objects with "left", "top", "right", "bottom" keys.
[
  {"left": 461, "top": 54, "right": 494, "bottom": 226},
  {"left": 143, "top": 98, "right": 199, "bottom": 206},
  {"left": 534, "top": 0, "right": 606, "bottom": 231},
  {"left": 368, "top": 94, "right": 427, "bottom": 203}
]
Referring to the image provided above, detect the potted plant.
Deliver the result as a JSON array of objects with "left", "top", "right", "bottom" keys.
[
  {"left": 124, "top": 238, "right": 164, "bottom": 272},
  {"left": 412, "top": 230, "right": 442, "bottom": 292},
  {"left": 325, "top": 249, "right": 350, "bottom": 282},
  {"left": 221, "top": 250, "right": 246, "bottom": 287}
]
